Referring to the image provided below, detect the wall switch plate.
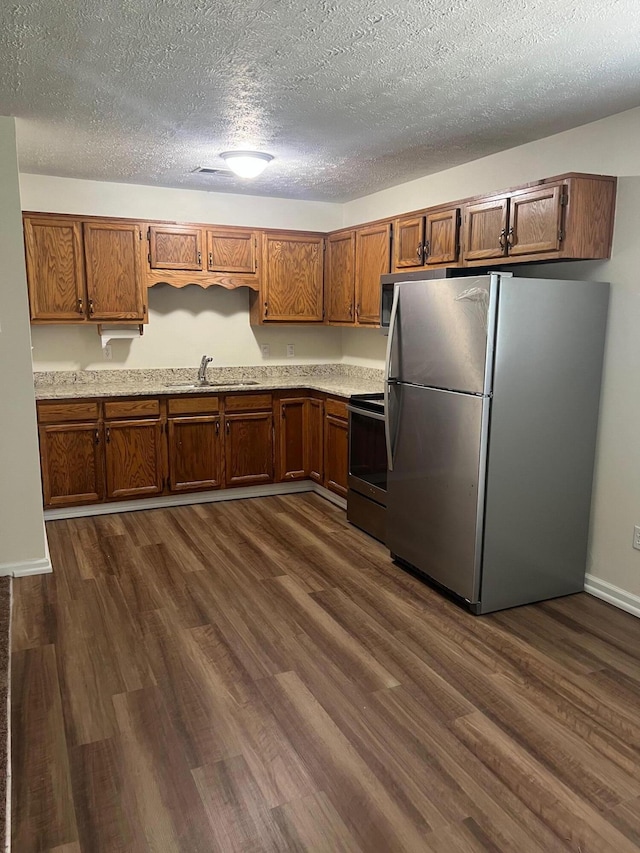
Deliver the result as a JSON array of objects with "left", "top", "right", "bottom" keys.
[
  {"left": 634, "top": 526, "right": 640, "bottom": 551},
  {"left": 103, "top": 343, "right": 112, "bottom": 361},
  {"left": 261, "top": 344, "right": 270, "bottom": 358},
  {"left": 286, "top": 344, "right": 295, "bottom": 358}
]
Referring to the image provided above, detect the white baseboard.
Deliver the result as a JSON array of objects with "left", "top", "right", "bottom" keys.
[
  {"left": 584, "top": 573, "right": 640, "bottom": 619},
  {"left": 0, "top": 553, "right": 52, "bottom": 578},
  {"left": 43, "top": 479, "right": 346, "bottom": 521}
]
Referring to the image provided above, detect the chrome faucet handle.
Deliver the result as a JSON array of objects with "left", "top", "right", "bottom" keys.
[{"left": 197, "top": 355, "right": 214, "bottom": 383}]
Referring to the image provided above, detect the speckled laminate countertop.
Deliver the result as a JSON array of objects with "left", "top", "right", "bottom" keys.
[{"left": 34, "top": 364, "right": 384, "bottom": 401}]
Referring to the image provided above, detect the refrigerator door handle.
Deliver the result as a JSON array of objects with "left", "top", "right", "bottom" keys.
[{"left": 384, "top": 284, "right": 400, "bottom": 470}]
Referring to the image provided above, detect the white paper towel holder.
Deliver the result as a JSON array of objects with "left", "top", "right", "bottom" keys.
[{"left": 97, "top": 324, "right": 144, "bottom": 349}]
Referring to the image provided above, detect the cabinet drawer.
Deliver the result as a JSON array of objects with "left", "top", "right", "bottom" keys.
[
  {"left": 104, "top": 399, "right": 160, "bottom": 419},
  {"left": 37, "top": 401, "right": 99, "bottom": 423},
  {"left": 224, "top": 393, "right": 272, "bottom": 412},
  {"left": 325, "top": 397, "right": 348, "bottom": 420},
  {"left": 167, "top": 395, "right": 220, "bottom": 415}
]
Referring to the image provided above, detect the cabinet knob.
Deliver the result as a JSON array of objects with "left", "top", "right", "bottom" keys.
[
  {"left": 88, "top": 298, "right": 95, "bottom": 315},
  {"left": 77, "top": 297, "right": 84, "bottom": 314}
]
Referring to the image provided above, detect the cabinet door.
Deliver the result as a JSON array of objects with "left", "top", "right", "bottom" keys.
[
  {"left": 326, "top": 231, "right": 355, "bottom": 323},
  {"left": 39, "top": 422, "right": 103, "bottom": 507},
  {"left": 207, "top": 229, "right": 258, "bottom": 274},
  {"left": 262, "top": 233, "right": 323, "bottom": 321},
  {"left": 224, "top": 412, "right": 274, "bottom": 487},
  {"left": 324, "top": 414, "right": 348, "bottom": 498},
  {"left": 507, "top": 185, "right": 563, "bottom": 257},
  {"left": 462, "top": 198, "right": 509, "bottom": 262},
  {"left": 149, "top": 224, "right": 203, "bottom": 270},
  {"left": 167, "top": 416, "right": 222, "bottom": 492},
  {"left": 84, "top": 221, "right": 145, "bottom": 321},
  {"left": 425, "top": 208, "right": 459, "bottom": 265},
  {"left": 276, "top": 398, "right": 308, "bottom": 481},
  {"left": 104, "top": 418, "right": 163, "bottom": 499},
  {"left": 394, "top": 216, "right": 425, "bottom": 269},
  {"left": 24, "top": 216, "right": 86, "bottom": 321},
  {"left": 355, "top": 222, "right": 391, "bottom": 325},
  {"left": 308, "top": 398, "right": 324, "bottom": 484}
]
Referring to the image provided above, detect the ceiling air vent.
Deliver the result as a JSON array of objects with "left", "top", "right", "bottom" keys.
[{"left": 192, "top": 166, "right": 234, "bottom": 177}]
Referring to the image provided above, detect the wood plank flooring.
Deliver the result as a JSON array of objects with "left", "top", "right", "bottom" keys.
[{"left": 11, "top": 493, "right": 640, "bottom": 852}]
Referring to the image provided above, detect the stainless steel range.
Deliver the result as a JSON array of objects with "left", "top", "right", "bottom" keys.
[{"left": 347, "top": 393, "right": 387, "bottom": 543}]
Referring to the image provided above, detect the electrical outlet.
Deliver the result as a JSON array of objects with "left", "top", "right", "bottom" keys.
[
  {"left": 633, "top": 525, "right": 640, "bottom": 551},
  {"left": 261, "top": 344, "right": 270, "bottom": 358},
  {"left": 103, "top": 343, "right": 112, "bottom": 361},
  {"left": 286, "top": 344, "right": 295, "bottom": 358}
]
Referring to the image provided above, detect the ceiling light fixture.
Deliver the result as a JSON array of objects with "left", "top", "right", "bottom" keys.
[{"left": 220, "top": 150, "right": 274, "bottom": 179}]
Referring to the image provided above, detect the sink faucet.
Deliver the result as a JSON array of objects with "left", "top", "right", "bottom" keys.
[{"left": 197, "top": 355, "right": 213, "bottom": 384}]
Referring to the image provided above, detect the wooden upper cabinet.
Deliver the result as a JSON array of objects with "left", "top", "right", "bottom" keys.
[
  {"left": 425, "top": 208, "right": 459, "bottom": 265},
  {"left": 207, "top": 229, "right": 258, "bottom": 275},
  {"left": 462, "top": 198, "right": 509, "bottom": 262},
  {"left": 167, "top": 415, "right": 222, "bottom": 492},
  {"left": 83, "top": 221, "right": 145, "bottom": 321},
  {"left": 39, "top": 421, "right": 103, "bottom": 507},
  {"left": 24, "top": 216, "right": 85, "bottom": 321},
  {"left": 507, "top": 185, "right": 563, "bottom": 256},
  {"left": 325, "top": 231, "right": 355, "bottom": 324},
  {"left": 394, "top": 216, "right": 425, "bottom": 269},
  {"left": 261, "top": 232, "right": 323, "bottom": 322},
  {"left": 355, "top": 222, "right": 392, "bottom": 326},
  {"left": 149, "top": 224, "right": 203, "bottom": 270},
  {"left": 104, "top": 417, "right": 163, "bottom": 499}
]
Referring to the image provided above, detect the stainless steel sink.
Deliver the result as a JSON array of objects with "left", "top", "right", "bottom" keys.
[{"left": 165, "top": 380, "right": 261, "bottom": 389}]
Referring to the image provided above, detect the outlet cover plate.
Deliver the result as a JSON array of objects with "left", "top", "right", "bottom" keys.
[{"left": 286, "top": 344, "right": 295, "bottom": 358}]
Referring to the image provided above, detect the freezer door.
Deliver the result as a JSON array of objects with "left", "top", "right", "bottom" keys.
[
  {"left": 387, "top": 383, "right": 488, "bottom": 602},
  {"left": 392, "top": 275, "right": 496, "bottom": 394}
]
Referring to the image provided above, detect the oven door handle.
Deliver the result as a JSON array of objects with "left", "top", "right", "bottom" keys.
[
  {"left": 346, "top": 405, "right": 385, "bottom": 422},
  {"left": 384, "top": 284, "right": 400, "bottom": 471}
]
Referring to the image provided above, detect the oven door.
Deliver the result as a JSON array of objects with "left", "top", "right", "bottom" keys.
[{"left": 347, "top": 405, "right": 387, "bottom": 506}]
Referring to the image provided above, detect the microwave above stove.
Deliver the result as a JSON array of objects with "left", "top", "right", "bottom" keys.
[{"left": 380, "top": 269, "right": 466, "bottom": 331}]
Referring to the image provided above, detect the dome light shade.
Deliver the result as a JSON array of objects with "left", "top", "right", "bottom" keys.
[{"left": 220, "top": 151, "right": 274, "bottom": 179}]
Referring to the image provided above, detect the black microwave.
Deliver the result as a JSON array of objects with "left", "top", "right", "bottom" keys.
[{"left": 380, "top": 269, "right": 467, "bottom": 330}]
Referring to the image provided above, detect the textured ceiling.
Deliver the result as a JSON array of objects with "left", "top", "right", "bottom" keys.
[{"left": 1, "top": 0, "right": 639, "bottom": 202}]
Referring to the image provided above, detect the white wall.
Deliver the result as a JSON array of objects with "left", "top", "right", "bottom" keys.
[
  {"left": 340, "top": 105, "right": 640, "bottom": 604},
  {"left": 21, "top": 174, "right": 344, "bottom": 371},
  {"left": 0, "top": 118, "right": 47, "bottom": 571}
]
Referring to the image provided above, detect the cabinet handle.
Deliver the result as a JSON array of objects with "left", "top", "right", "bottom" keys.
[
  {"left": 94, "top": 428, "right": 100, "bottom": 445},
  {"left": 226, "top": 420, "right": 230, "bottom": 435},
  {"left": 423, "top": 240, "right": 430, "bottom": 260},
  {"left": 506, "top": 226, "right": 514, "bottom": 248},
  {"left": 416, "top": 241, "right": 423, "bottom": 259},
  {"left": 282, "top": 404, "right": 286, "bottom": 419},
  {"left": 498, "top": 229, "right": 507, "bottom": 250},
  {"left": 215, "top": 419, "right": 220, "bottom": 436},
  {"left": 348, "top": 304, "right": 353, "bottom": 319},
  {"left": 197, "top": 251, "right": 202, "bottom": 265},
  {"left": 208, "top": 251, "right": 213, "bottom": 268},
  {"left": 264, "top": 301, "right": 269, "bottom": 317},
  {"left": 105, "top": 426, "right": 111, "bottom": 443},
  {"left": 355, "top": 303, "right": 360, "bottom": 319},
  {"left": 77, "top": 297, "right": 84, "bottom": 314},
  {"left": 88, "top": 298, "right": 95, "bottom": 315}
]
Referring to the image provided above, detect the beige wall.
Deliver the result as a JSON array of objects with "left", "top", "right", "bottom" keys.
[
  {"left": 21, "top": 174, "right": 345, "bottom": 370},
  {"left": 0, "top": 118, "right": 47, "bottom": 571},
  {"left": 340, "top": 106, "right": 640, "bottom": 602}
]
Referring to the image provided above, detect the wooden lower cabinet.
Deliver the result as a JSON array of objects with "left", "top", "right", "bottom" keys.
[
  {"left": 37, "top": 390, "right": 349, "bottom": 508},
  {"left": 104, "top": 418, "right": 164, "bottom": 499},
  {"left": 167, "top": 415, "right": 222, "bottom": 491},
  {"left": 308, "top": 397, "right": 324, "bottom": 484},
  {"left": 324, "top": 410, "right": 349, "bottom": 498},
  {"left": 39, "top": 421, "right": 103, "bottom": 507},
  {"left": 224, "top": 412, "right": 274, "bottom": 487},
  {"left": 276, "top": 396, "right": 308, "bottom": 481}
]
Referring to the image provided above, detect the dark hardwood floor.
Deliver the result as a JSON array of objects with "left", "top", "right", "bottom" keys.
[{"left": 11, "top": 494, "right": 640, "bottom": 852}]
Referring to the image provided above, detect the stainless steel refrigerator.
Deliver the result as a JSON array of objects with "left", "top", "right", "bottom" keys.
[{"left": 385, "top": 273, "right": 609, "bottom": 614}]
